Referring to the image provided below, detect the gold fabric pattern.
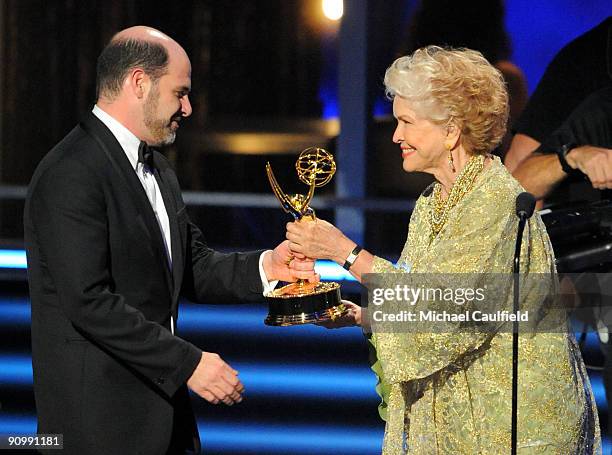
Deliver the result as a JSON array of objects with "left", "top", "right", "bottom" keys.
[{"left": 369, "top": 157, "right": 601, "bottom": 454}]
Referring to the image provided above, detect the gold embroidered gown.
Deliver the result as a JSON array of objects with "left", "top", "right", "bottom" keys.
[{"left": 370, "top": 157, "right": 601, "bottom": 454}]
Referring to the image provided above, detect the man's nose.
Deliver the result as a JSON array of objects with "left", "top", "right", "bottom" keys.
[{"left": 181, "top": 96, "right": 193, "bottom": 117}]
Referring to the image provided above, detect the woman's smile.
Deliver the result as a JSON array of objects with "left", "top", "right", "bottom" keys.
[{"left": 401, "top": 145, "right": 417, "bottom": 158}]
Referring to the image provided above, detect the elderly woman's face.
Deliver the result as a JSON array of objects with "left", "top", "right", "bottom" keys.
[{"left": 392, "top": 97, "right": 448, "bottom": 174}]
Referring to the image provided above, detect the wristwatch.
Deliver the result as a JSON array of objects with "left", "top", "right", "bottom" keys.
[
  {"left": 343, "top": 245, "right": 363, "bottom": 271},
  {"left": 556, "top": 142, "right": 577, "bottom": 174}
]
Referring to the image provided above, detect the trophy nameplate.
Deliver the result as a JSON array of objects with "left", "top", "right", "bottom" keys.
[{"left": 265, "top": 147, "right": 347, "bottom": 326}]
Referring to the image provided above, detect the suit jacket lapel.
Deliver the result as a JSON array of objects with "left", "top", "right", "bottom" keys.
[
  {"left": 79, "top": 113, "right": 174, "bottom": 291},
  {"left": 153, "top": 164, "right": 184, "bottom": 306}
]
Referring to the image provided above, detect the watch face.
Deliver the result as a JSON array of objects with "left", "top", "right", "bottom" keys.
[
  {"left": 343, "top": 247, "right": 361, "bottom": 270},
  {"left": 561, "top": 144, "right": 571, "bottom": 156}
]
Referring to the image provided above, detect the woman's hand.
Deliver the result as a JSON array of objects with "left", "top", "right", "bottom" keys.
[
  {"left": 263, "top": 240, "right": 320, "bottom": 283},
  {"left": 315, "top": 300, "right": 362, "bottom": 329},
  {"left": 286, "top": 218, "right": 355, "bottom": 264}
]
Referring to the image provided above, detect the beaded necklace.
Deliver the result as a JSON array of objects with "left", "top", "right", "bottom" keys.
[{"left": 430, "top": 154, "right": 485, "bottom": 238}]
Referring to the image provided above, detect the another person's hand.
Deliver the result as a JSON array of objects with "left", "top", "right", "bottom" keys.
[
  {"left": 566, "top": 145, "right": 612, "bottom": 189},
  {"left": 315, "top": 300, "right": 362, "bottom": 329},
  {"left": 263, "top": 240, "right": 319, "bottom": 283},
  {"left": 286, "top": 218, "right": 354, "bottom": 263},
  {"left": 187, "top": 352, "right": 244, "bottom": 405}
]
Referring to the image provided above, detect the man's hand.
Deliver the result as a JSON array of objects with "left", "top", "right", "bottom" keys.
[
  {"left": 262, "top": 240, "right": 319, "bottom": 283},
  {"left": 566, "top": 146, "right": 612, "bottom": 189},
  {"left": 187, "top": 352, "right": 244, "bottom": 405}
]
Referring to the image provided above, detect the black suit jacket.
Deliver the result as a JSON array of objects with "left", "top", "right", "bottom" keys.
[{"left": 24, "top": 112, "right": 264, "bottom": 454}]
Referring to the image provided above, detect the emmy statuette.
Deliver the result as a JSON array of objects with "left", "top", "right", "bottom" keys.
[{"left": 264, "top": 147, "right": 347, "bottom": 326}]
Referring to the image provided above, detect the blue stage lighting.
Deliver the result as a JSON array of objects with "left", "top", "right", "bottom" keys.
[
  {"left": 230, "top": 362, "right": 378, "bottom": 401},
  {"left": 0, "top": 299, "right": 367, "bottom": 343},
  {"left": 0, "top": 354, "right": 32, "bottom": 384},
  {"left": 0, "top": 416, "right": 36, "bottom": 434},
  {"left": 0, "top": 355, "right": 378, "bottom": 402},
  {"left": 0, "top": 250, "right": 27, "bottom": 269},
  {"left": 0, "top": 300, "right": 30, "bottom": 324},
  {"left": 588, "top": 373, "right": 608, "bottom": 412},
  {"left": 198, "top": 421, "right": 383, "bottom": 454},
  {"left": 0, "top": 415, "right": 384, "bottom": 454},
  {"left": 315, "top": 259, "right": 356, "bottom": 281},
  {"left": 176, "top": 304, "right": 365, "bottom": 341},
  {"left": 0, "top": 251, "right": 354, "bottom": 282}
]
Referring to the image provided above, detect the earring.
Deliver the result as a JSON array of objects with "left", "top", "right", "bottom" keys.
[{"left": 447, "top": 144, "right": 456, "bottom": 172}]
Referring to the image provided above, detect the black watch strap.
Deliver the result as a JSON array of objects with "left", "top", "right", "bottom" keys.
[
  {"left": 343, "top": 245, "right": 363, "bottom": 271},
  {"left": 556, "top": 143, "right": 577, "bottom": 174}
]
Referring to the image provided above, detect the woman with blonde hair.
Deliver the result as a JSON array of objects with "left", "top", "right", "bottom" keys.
[{"left": 286, "top": 46, "right": 600, "bottom": 453}]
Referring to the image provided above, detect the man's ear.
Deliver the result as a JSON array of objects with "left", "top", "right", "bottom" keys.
[
  {"left": 445, "top": 122, "right": 461, "bottom": 150},
  {"left": 125, "top": 68, "right": 149, "bottom": 99}
]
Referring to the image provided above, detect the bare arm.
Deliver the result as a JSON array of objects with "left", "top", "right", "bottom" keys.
[
  {"left": 514, "top": 146, "right": 612, "bottom": 200},
  {"left": 504, "top": 133, "right": 541, "bottom": 172},
  {"left": 513, "top": 153, "right": 566, "bottom": 200}
]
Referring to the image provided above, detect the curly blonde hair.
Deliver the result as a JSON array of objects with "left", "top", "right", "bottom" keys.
[{"left": 384, "top": 46, "right": 509, "bottom": 155}]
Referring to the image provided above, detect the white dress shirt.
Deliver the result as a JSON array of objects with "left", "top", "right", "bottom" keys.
[
  {"left": 93, "top": 106, "right": 173, "bottom": 264},
  {"left": 92, "top": 106, "right": 277, "bottom": 333}
]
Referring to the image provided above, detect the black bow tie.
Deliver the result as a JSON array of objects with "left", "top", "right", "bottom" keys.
[{"left": 138, "top": 141, "right": 155, "bottom": 169}]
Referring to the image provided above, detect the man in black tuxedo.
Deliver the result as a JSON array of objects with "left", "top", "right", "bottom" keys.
[{"left": 24, "top": 26, "right": 316, "bottom": 455}]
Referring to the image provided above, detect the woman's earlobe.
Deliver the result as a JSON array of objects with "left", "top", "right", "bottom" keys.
[{"left": 446, "top": 124, "right": 461, "bottom": 150}]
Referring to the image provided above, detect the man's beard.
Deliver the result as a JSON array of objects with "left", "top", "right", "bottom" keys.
[{"left": 143, "top": 85, "right": 177, "bottom": 146}]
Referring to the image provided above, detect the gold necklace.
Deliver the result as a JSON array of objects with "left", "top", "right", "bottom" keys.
[{"left": 430, "top": 154, "right": 485, "bottom": 237}]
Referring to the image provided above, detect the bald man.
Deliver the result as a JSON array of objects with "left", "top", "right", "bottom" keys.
[{"left": 24, "top": 26, "right": 315, "bottom": 455}]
